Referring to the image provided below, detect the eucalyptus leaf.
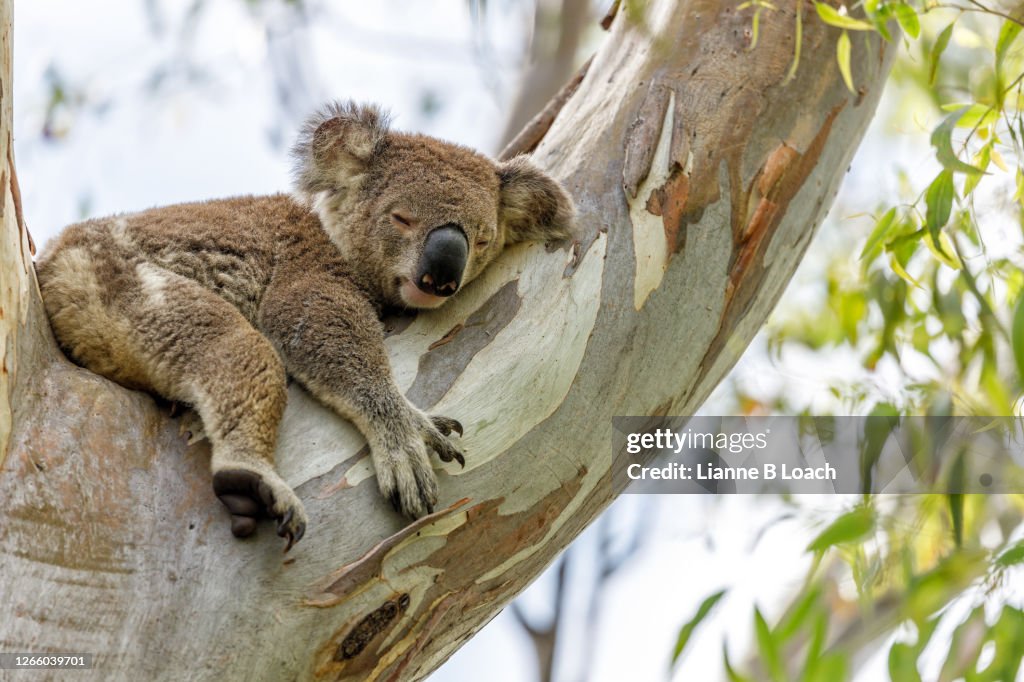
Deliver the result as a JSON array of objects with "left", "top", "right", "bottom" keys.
[
  {"left": 861, "top": 207, "right": 897, "bottom": 260},
  {"left": 807, "top": 506, "right": 875, "bottom": 552},
  {"left": 892, "top": 3, "right": 919, "bottom": 39},
  {"left": 753, "top": 608, "right": 785, "bottom": 682},
  {"left": 888, "top": 642, "right": 923, "bottom": 682},
  {"left": 925, "top": 171, "right": 955, "bottom": 256},
  {"left": 670, "top": 590, "right": 727, "bottom": 667},
  {"left": 815, "top": 2, "right": 874, "bottom": 30},
  {"left": 996, "top": 541, "right": 1024, "bottom": 567},
  {"left": 929, "top": 22, "right": 954, "bottom": 85},
  {"left": 1012, "top": 291, "right": 1024, "bottom": 387},
  {"left": 931, "top": 109, "right": 984, "bottom": 174},
  {"left": 837, "top": 31, "right": 853, "bottom": 92}
]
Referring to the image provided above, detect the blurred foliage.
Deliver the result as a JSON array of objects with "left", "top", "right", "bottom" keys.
[{"left": 673, "top": 2, "right": 1024, "bottom": 680}]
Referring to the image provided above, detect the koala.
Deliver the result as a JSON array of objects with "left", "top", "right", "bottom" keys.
[{"left": 35, "top": 101, "right": 574, "bottom": 551}]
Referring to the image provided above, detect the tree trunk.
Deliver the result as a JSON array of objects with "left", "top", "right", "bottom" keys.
[{"left": 0, "top": 1, "right": 896, "bottom": 680}]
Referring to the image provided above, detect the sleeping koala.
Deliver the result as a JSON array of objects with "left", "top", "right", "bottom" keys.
[{"left": 35, "top": 101, "right": 574, "bottom": 551}]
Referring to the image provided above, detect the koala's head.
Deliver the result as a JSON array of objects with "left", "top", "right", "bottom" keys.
[{"left": 291, "top": 101, "right": 575, "bottom": 310}]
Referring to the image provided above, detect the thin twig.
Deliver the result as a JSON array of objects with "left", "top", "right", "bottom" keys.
[{"left": 964, "top": 0, "right": 1024, "bottom": 27}]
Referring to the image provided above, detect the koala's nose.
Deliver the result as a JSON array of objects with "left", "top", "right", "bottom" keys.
[{"left": 416, "top": 224, "right": 468, "bottom": 297}]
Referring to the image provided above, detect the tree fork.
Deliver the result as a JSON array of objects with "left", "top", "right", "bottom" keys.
[{"left": 0, "top": 1, "right": 896, "bottom": 680}]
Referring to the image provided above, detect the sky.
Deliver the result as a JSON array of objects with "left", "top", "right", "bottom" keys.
[{"left": 14, "top": 2, "right": 1015, "bottom": 681}]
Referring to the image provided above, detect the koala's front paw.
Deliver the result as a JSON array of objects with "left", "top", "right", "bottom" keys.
[
  {"left": 212, "top": 469, "right": 307, "bottom": 552},
  {"left": 373, "top": 412, "right": 465, "bottom": 520},
  {"left": 375, "top": 440, "right": 439, "bottom": 519}
]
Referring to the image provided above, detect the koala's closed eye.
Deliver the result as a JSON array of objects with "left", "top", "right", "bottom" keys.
[{"left": 390, "top": 212, "right": 417, "bottom": 232}]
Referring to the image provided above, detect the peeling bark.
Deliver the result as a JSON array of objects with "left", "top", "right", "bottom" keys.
[{"left": 0, "top": 1, "right": 897, "bottom": 680}]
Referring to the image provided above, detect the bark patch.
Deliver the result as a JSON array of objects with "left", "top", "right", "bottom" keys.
[
  {"left": 694, "top": 102, "right": 846, "bottom": 390},
  {"left": 645, "top": 166, "right": 690, "bottom": 254},
  {"left": 334, "top": 593, "right": 411, "bottom": 661},
  {"left": 406, "top": 280, "right": 521, "bottom": 409},
  {"left": 307, "top": 497, "right": 470, "bottom": 605}
]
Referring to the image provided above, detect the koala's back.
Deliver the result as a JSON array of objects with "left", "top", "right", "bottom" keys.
[{"left": 35, "top": 194, "right": 316, "bottom": 390}]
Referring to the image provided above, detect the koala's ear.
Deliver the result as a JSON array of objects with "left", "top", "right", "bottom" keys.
[
  {"left": 498, "top": 156, "right": 576, "bottom": 244},
  {"left": 291, "top": 100, "right": 390, "bottom": 197}
]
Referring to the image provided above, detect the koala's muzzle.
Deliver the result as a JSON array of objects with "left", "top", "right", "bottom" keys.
[{"left": 415, "top": 224, "right": 468, "bottom": 297}]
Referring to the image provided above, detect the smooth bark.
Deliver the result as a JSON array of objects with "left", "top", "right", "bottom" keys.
[{"left": 0, "top": 1, "right": 896, "bottom": 680}]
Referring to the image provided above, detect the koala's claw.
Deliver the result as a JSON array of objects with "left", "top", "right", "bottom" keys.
[
  {"left": 426, "top": 415, "right": 466, "bottom": 468},
  {"left": 429, "top": 434, "right": 465, "bottom": 467},
  {"left": 387, "top": 484, "right": 433, "bottom": 518},
  {"left": 431, "top": 415, "right": 464, "bottom": 437},
  {"left": 213, "top": 468, "right": 307, "bottom": 552},
  {"left": 277, "top": 507, "right": 304, "bottom": 552}
]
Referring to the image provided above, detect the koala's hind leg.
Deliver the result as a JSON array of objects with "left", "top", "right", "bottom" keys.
[{"left": 38, "top": 249, "right": 306, "bottom": 550}]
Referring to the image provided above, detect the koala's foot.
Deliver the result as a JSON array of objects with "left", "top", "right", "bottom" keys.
[
  {"left": 374, "top": 413, "right": 465, "bottom": 520},
  {"left": 212, "top": 469, "right": 307, "bottom": 552}
]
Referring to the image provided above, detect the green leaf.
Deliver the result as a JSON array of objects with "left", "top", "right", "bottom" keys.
[
  {"left": 807, "top": 653, "right": 848, "bottom": 682},
  {"left": 963, "top": 144, "right": 991, "bottom": 197},
  {"left": 837, "top": 31, "right": 854, "bottom": 92},
  {"left": 996, "top": 541, "right": 1024, "bottom": 567},
  {"left": 1012, "top": 290, "right": 1024, "bottom": 387},
  {"left": 775, "top": 585, "right": 822, "bottom": 642},
  {"left": 870, "top": 4, "right": 893, "bottom": 42},
  {"left": 670, "top": 590, "right": 727, "bottom": 666},
  {"left": 807, "top": 506, "right": 875, "bottom": 552},
  {"left": 723, "top": 643, "right": 752, "bottom": 682},
  {"left": 750, "top": 9, "right": 761, "bottom": 49},
  {"left": 892, "top": 3, "right": 919, "bottom": 39},
  {"left": 891, "top": 253, "right": 922, "bottom": 289},
  {"left": 803, "top": 612, "right": 830, "bottom": 679},
  {"left": 888, "top": 642, "right": 923, "bottom": 682},
  {"left": 939, "top": 102, "right": 998, "bottom": 129},
  {"left": 976, "top": 606, "right": 1024, "bottom": 679},
  {"left": 948, "top": 492, "right": 963, "bottom": 547},
  {"left": 931, "top": 109, "right": 984, "bottom": 174},
  {"left": 786, "top": 3, "right": 803, "bottom": 83},
  {"left": 815, "top": 2, "right": 874, "bottom": 30},
  {"left": 925, "top": 171, "right": 955, "bottom": 253},
  {"left": 861, "top": 207, "right": 897, "bottom": 260},
  {"left": 903, "top": 550, "right": 988, "bottom": 623},
  {"left": 754, "top": 607, "right": 785, "bottom": 682},
  {"left": 929, "top": 22, "right": 954, "bottom": 85},
  {"left": 922, "top": 230, "right": 960, "bottom": 269},
  {"left": 997, "top": 21, "right": 1022, "bottom": 72}
]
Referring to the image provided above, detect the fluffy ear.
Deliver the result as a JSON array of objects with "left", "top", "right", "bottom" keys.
[
  {"left": 498, "top": 155, "right": 576, "bottom": 244},
  {"left": 291, "top": 100, "right": 390, "bottom": 197}
]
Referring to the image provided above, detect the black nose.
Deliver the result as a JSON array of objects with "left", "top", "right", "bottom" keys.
[{"left": 415, "top": 224, "right": 468, "bottom": 297}]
